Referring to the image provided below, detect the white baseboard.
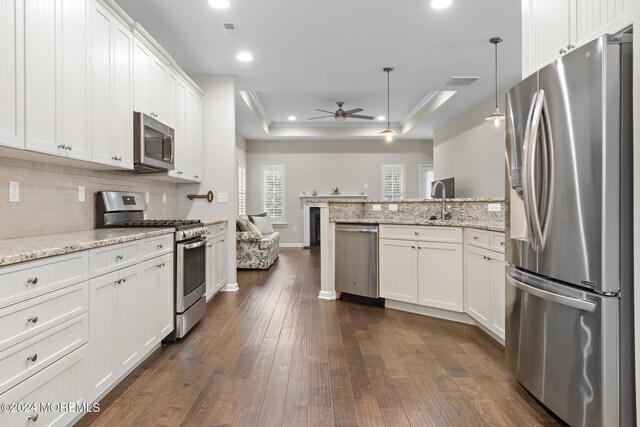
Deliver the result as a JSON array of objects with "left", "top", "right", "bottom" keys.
[
  {"left": 384, "top": 300, "right": 476, "bottom": 325},
  {"left": 221, "top": 282, "right": 239, "bottom": 292},
  {"left": 318, "top": 290, "right": 338, "bottom": 300},
  {"left": 279, "top": 243, "right": 304, "bottom": 248},
  {"left": 475, "top": 322, "right": 505, "bottom": 346}
]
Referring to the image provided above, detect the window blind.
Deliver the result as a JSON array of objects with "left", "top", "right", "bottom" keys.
[
  {"left": 381, "top": 165, "right": 406, "bottom": 200},
  {"left": 262, "top": 165, "right": 286, "bottom": 222}
]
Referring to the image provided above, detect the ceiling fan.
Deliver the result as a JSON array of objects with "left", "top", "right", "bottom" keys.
[{"left": 308, "top": 102, "right": 374, "bottom": 121}]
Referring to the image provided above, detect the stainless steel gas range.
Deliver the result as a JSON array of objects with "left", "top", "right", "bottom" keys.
[{"left": 96, "top": 191, "right": 207, "bottom": 340}]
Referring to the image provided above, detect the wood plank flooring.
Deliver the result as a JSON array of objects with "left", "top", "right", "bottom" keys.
[{"left": 77, "top": 248, "right": 563, "bottom": 427}]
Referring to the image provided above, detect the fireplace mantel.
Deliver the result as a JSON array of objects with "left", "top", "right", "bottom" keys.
[{"left": 301, "top": 195, "right": 367, "bottom": 247}]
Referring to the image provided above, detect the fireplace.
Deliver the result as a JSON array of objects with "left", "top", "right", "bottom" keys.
[{"left": 309, "top": 207, "right": 321, "bottom": 247}]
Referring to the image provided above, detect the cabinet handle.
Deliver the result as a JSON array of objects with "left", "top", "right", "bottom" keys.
[
  {"left": 500, "top": 242, "right": 505, "bottom": 246},
  {"left": 414, "top": 231, "right": 419, "bottom": 235},
  {"left": 567, "top": 44, "right": 574, "bottom": 50},
  {"left": 27, "top": 315, "right": 38, "bottom": 323},
  {"left": 194, "top": 175, "right": 199, "bottom": 178},
  {"left": 28, "top": 413, "right": 39, "bottom": 422},
  {"left": 116, "top": 279, "right": 122, "bottom": 284},
  {"left": 122, "top": 277, "right": 127, "bottom": 283},
  {"left": 411, "top": 245, "right": 416, "bottom": 249},
  {"left": 57, "top": 144, "right": 67, "bottom": 150},
  {"left": 27, "top": 277, "right": 38, "bottom": 285},
  {"left": 27, "top": 353, "right": 38, "bottom": 362},
  {"left": 473, "top": 236, "right": 478, "bottom": 241},
  {"left": 157, "top": 244, "right": 163, "bottom": 249},
  {"left": 116, "top": 255, "right": 124, "bottom": 260},
  {"left": 559, "top": 48, "right": 567, "bottom": 54},
  {"left": 66, "top": 145, "right": 72, "bottom": 151}
]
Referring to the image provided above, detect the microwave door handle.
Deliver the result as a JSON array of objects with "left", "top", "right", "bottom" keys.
[
  {"left": 522, "top": 91, "right": 539, "bottom": 251},
  {"left": 163, "top": 135, "right": 174, "bottom": 163},
  {"left": 506, "top": 272, "right": 597, "bottom": 313}
]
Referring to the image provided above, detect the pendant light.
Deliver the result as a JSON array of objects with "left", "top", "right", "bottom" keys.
[
  {"left": 485, "top": 37, "right": 505, "bottom": 127},
  {"left": 380, "top": 67, "right": 397, "bottom": 143}
]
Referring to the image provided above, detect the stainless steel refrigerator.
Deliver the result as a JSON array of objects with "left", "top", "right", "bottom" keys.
[{"left": 504, "top": 33, "right": 634, "bottom": 427}]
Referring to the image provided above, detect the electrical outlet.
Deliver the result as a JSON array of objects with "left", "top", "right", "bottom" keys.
[
  {"left": 388, "top": 204, "right": 398, "bottom": 212},
  {"left": 145, "top": 191, "right": 150, "bottom": 203},
  {"left": 372, "top": 204, "right": 382, "bottom": 212},
  {"left": 488, "top": 203, "right": 501, "bottom": 212},
  {"left": 162, "top": 193, "right": 166, "bottom": 204},
  {"left": 363, "top": 183, "right": 368, "bottom": 189},
  {"left": 78, "top": 186, "right": 85, "bottom": 202},
  {"left": 292, "top": 227, "right": 297, "bottom": 233},
  {"left": 218, "top": 192, "right": 228, "bottom": 203},
  {"left": 9, "top": 181, "right": 19, "bottom": 202}
]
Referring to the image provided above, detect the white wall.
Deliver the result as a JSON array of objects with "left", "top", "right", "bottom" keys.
[
  {"left": 246, "top": 139, "right": 433, "bottom": 244},
  {"left": 433, "top": 96, "right": 506, "bottom": 198},
  {"left": 178, "top": 75, "right": 237, "bottom": 287}
]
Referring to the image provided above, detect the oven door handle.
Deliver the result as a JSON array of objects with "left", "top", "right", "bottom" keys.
[{"left": 182, "top": 239, "right": 207, "bottom": 250}]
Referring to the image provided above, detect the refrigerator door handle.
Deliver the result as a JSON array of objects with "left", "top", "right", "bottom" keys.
[
  {"left": 539, "top": 92, "right": 554, "bottom": 247},
  {"left": 506, "top": 272, "right": 597, "bottom": 312},
  {"left": 522, "top": 91, "right": 539, "bottom": 249}
]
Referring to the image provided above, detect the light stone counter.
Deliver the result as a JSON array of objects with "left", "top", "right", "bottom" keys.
[
  {"left": 0, "top": 228, "right": 175, "bottom": 267},
  {"left": 330, "top": 218, "right": 505, "bottom": 232},
  {"left": 202, "top": 219, "right": 228, "bottom": 227}
]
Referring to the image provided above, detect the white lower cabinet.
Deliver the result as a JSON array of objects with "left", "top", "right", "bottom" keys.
[
  {"left": 465, "top": 244, "right": 506, "bottom": 340},
  {"left": 157, "top": 255, "right": 174, "bottom": 339},
  {"left": 140, "top": 253, "right": 174, "bottom": 349},
  {"left": 379, "top": 227, "right": 463, "bottom": 311},
  {"left": 206, "top": 227, "right": 228, "bottom": 300}
]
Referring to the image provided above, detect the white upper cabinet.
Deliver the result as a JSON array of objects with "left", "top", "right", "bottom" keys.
[
  {"left": 91, "top": 2, "right": 133, "bottom": 169},
  {"left": 0, "top": 0, "right": 24, "bottom": 149},
  {"left": 189, "top": 93, "right": 203, "bottom": 181},
  {"left": 169, "top": 79, "right": 188, "bottom": 179},
  {"left": 25, "top": 0, "right": 92, "bottom": 160},
  {"left": 522, "top": 0, "right": 631, "bottom": 77},
  {"left": 134, "top": 37, "right": 176, "bottom": 128},
  {"left": 168, "top": 81, "right": 202, "bottom": 182}
]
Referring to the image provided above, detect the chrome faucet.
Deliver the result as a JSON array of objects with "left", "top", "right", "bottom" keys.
[{"left": 432, "top": 181, "right": 449, "bottom": 220}]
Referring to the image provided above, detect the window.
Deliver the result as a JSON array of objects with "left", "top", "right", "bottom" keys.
[
  {"left": 237, "top": 163, "right": 246, "bottom": 215},
  {"left": 419, "top": 164, "right": 435, "bottom": 199},
  {"left": 261, "top": 165, "right": 286, "bottom": 223},
  {"left": 381, "top": 165, "right": 406, "bottom": 200}
]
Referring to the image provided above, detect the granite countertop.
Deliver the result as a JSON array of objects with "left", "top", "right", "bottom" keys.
[
  {"left": 331, "top": 218, "right": 505, "bottom": 232},
  {"left": 202, "top": 219, "right": 228, "bottom": 226},
  {"left": 325, "top": 197, "right": 505, "bottom": 204},
  {"left": 0, "top": 228, "right": 175, "bottom": 267}
]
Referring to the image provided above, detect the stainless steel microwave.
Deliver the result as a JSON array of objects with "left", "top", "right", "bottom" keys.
[{"left": 133, "top": 112, "right": 175, "bottom": 173}]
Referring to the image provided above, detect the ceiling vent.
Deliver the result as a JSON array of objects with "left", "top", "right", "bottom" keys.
[
  {"left": 221, "top": 22, "right": 239, "bottom": 36},
  {"left": 444, "top": 76, "right": 481, "bottom": 87}
]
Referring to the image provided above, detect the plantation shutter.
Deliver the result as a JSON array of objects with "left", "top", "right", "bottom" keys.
[
  {"left": 262, "top": 165, "right": 286, "bottom": 222},
  {"left": 381, "top": 165, "right": 406, "bottom": 200},
  {"left": 237, "top": 165, "right": 246, "bottom": 215}
]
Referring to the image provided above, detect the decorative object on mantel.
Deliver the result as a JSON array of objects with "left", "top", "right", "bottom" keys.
[
  {"left": 187, "top": 191, "right": 214, "bottom": 203},
  {"left": 312, "top": 189, "right": 318, "bottom": 196},
  {"left": 331, "top": 187, "right": 340, "bottom": 195}
]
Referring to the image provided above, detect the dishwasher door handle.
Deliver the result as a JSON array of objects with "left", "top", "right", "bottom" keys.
[{"left": 335, "top": 225, "right": 378, "bottom": 234}]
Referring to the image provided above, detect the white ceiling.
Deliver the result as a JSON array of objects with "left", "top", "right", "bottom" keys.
[{"left": 114, "top": 0, "right": 522, "bottom": 140}]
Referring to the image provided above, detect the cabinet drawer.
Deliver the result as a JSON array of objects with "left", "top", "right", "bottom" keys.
[
  {"left": 464, "top": 228, "right": 490, "bottom": 248},
  {"left": 0, "top": 282, "right": 88, "bottom": 351},
  {"left": 379, "top": 225, "right": 462, "bottom": 243},
  {"left": 490, "top": 232, "right": 505, "bottom": 253},
  {"left": 139, "top": 234, "right": 173, "bottom": 260},
  {"left": 89, "top": 241, "right": 138, "bottom": 277},
  {"left": 207, "top": 222, "right": 227, "bottom": 238},
  {"left": 0, "top": 345, "right": 87, "bottom": 427},
  {"left": 0, "top": 251, "right": 88, "bottom": 309},
  {"left": 0, "top": 313, "right": 88, "bottom": 394}
]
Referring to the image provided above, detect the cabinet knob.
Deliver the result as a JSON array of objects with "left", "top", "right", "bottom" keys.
[
  {"left": 473, "top": 236, "right": 478, "bottom": 241},
  {"left": 28, "top": 413, "right": 39, "bottom": 422},
  {"left": 122, "top": 277, "right": 127, "bottom": 283},
  {"left": 157, "top": 244, "right": 163, "bottom": 249},
  {"left": 559, "top": 48, "right": 567, "bottom": 54},
  {"left": 27, "top": 277, "right": 38, "bottom": 285},
  {"left": 27, "top": 353, "right": 38, "bottom": 362},
  {"left": 411, "top": 245, "right": 416, "bottom": 249},
  {"left": 66, "top": 145, "right": 72, "bottom": 151},
  {"left": 116, "top": 279, "right": 122, "bottom": 284},
  {"left": 116, "top": 255, "right": 124, "bottom": 260},
  {"left": 500, "top": 242, "right": 505, "bottom": 246},
  {"left": 57, "top": 144, "right": 66, "bottom": 150},
  {"left": 414, "top": 231, "right": 419, "bottom": 235},
  {"left": 27, "top": 315, "right": 38, "bottom": 323},
  {"left": 567, "top": 44, "right": 574, "bottom": 50}
]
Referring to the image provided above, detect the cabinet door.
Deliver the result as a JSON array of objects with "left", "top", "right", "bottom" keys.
[
  {"left": 191, "top": 95, "right": 203, "bottom": 181},
  {"left": 158, "top": 256, "right": 174, "bottom": 338},
  {"left": 91, "top": 3, "right": 113, "bottom": 165},
  {"left": 149, "top": 57, "right": 167, "bottom": 122},
  {"left": 216, "top": 235, "right": 227, "bottom": 291},
  {"left": 139, "top": 260, "right": 159, "bottom": 353},
  {"left": 417, "top": 242, "right": 463, "bottom": 312},
  {"left": 88, "top": 273, "right": 118, "bottom": 401},
  {"left": 169, "top": 79, "right": 188, "bottom": 178},
  {"left": 490, "top": 255, "right": 506, "bottom": 339},
  {"left": 465, "top": 246, "right": 492, "bottom": 327},
  {"left": 524, "top": 0, "right": 571, "bottom": 75},
  {"left": 379, "top": 239, "right": 418, "bottom": 304},
  {"left": 116, "top": 266, "right": 140, "bottom": 375},
  {"left": 574, "top": 0, "right": 631, "bottom": 47},
  {"left": 206, "top": 239, "right": 215, "bottom": 299},
  {"left": 133, "top": 38, "right": 151, "bottom": 115},
  {"left": 111, "top": 21, "right": 133, "bottom": 169},
  {"left": 0, "top": 0, "right": 24, "bottom": 149},
  {"left": 165, "top": 72, "right": 177, "bottom": 128}
]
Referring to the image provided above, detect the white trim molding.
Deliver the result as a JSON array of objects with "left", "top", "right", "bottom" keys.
[
  {"left": 221, "top": 283, "right": 239, "bottom": 292},
  {"left": 318, "top": 290, "right": 338, "bottom": 300},
  {"left": 280, "top": 243, "right": 304, "bottom": 248}
]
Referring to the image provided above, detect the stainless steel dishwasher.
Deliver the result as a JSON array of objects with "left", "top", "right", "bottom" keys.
[{"left": 335, "top": 223, "right": 379, "bottom": 298}]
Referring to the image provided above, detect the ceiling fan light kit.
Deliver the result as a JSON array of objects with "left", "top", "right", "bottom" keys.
[
  {"left": 380, "top": 67, "right": 396, "bottom": 143},
  {"left": 485, "top": 36, "right": 506, "bottom": 127}
]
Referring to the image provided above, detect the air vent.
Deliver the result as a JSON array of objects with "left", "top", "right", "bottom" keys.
[
  {"left": 444, "top": 76, "right": 481, "bottom": 87},
  {"left": 221, "top": 22, "right": 239, "bottom": 36}
]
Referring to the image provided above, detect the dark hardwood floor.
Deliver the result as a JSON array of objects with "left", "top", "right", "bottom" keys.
[{"left": 77, "top": 248, "right": 562, "bottom": 427}]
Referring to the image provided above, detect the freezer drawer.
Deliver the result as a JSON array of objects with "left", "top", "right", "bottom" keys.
[
  {"left": 505, "top": 266, "right": 619, "bottom": 427},
  {"left": 335, "top": 224, "right": 378, "bottom": 298}
]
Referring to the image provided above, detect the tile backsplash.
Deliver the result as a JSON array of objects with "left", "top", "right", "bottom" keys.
[{"left": 0, "top": 157, "right": 179, "bottom": 239}]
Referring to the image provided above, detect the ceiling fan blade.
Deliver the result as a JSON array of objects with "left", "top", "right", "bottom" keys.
[
  {"left": 347, "top": 114, "right": 375, "bottom": 120},
  {"left": 315, "top": 109, "right": 336, "bottom": 115},
  {"left": 307, "top": 115, "right": 335, "bottom": 120},
  {"left": 343, "top": 108, "right": 363, "bottom": 115}
]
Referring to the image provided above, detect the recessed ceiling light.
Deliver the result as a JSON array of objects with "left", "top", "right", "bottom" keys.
[
  {"left": 287, "top": 116, "right": 297, "bottom": 121},
  {"left": 236, "top": 51, "right": 253, "bottom": 62},
  {"left": 377, "top": 115, "right": 386, "bottom": 121},
  {"left": 430, "top": 0, "right": 452, "bottom": 9},
  {"left": 209, "top": 0, "right": 230, "bottom": 9}
]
